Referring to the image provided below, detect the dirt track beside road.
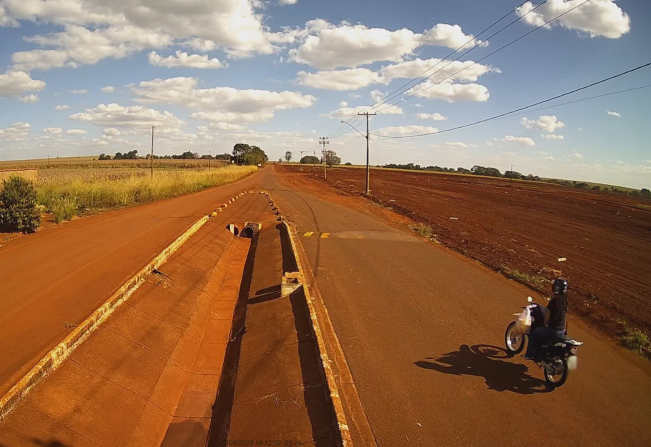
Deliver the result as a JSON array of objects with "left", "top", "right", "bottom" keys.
[{"left": 280, "top": 166, "right": 651, "bottom": 337}]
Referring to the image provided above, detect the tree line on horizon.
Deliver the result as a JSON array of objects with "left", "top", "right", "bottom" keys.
[
  {"left": 380, "top": 162, "right": 650, "bottom": 198},
  {"left": 97, "top": 143, "right": 269, "bottom": 166}
]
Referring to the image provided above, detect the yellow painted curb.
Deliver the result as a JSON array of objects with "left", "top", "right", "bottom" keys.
[{"left": 280, "top": 220, "right": 353, "bottom": 446}]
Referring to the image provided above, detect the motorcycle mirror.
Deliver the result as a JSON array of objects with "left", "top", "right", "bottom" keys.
[{"left": 527, "top": 296, "right": 533, "bottom": 303}]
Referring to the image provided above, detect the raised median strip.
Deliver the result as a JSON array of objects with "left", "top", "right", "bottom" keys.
[
  {"left": 259, "top": 189, "right": 353, "bottom": 446},
  {"left": 0, "top": 190, "right": 254, "bottom": 423}
]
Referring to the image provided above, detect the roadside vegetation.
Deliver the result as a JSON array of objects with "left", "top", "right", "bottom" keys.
[
  {"left": 0, "top": 176, "right": 41, "bottom": 233},
  {"left": 38, "top": 165, "right": 257, "bottom": 223},
  {"left": 0, "top": 143, "right": 266, "bottom": 228},
  {"left": 621, "top": 326, "right": 651, "bottom": 356}
]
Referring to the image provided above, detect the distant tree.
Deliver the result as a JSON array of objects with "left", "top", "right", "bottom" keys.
[
  {"left": 471, "top": 165, "right": 502, "bottom": 177},
  {"left": 285, "top": 151, "right": 293, "bottom": 163},
  {"left": 324, "top": 150, "right": 341, "bottom": 167},
  {"left": 457, "top": 167, "right": 471, "bottom": 174},
  {"left": 114, "top": 152, "right": 123, "bottom": 160},
  {"left": 592, "top": 185, "right": 601, "bottom": 191},
  {"left": 345, "top": 162, "right": 352, "bottom": 166},
  {"left": 98, "top": 153, "right": 111, "bottom": 161},
  {"left": 243, "top": 146, "right": 267, "bottom": 165},
  {"left": 504, "top": 170, "right": 523, "bottom": 179},
  {"left": 641, "top": 188, "right": 650, "bottom": 198},
  {"left": 200, "top": 154, "right": 213, "bottom": 159},
  {"left": 214, "top": 153, "right": 232, "bottom": 161},
  {"left": 232, "top": 143, "right": 252, "bottom": 164},
  {"left": 278, "top": 158, "right": 283, "bottom": 163},
  {"left": 574, "top": 182, "right": 589, "bottom": 189},
  {"left": 120, "top": 150, "right": 138, "bottom": 160},
  {"left": 301, "top": 155, "right": 320, "bottom": 164}
]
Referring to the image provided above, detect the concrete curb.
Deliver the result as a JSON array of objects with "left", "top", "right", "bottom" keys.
[
  {"left": 270, "top": 196, "right": 352, "bottom": 446},
  {"left": 0, "top": 189, "right": 256, "bottom": 422}
]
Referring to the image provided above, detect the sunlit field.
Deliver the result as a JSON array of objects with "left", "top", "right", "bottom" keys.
[{"left": 0, "top": 159, "right": 256, "bottom": 223}]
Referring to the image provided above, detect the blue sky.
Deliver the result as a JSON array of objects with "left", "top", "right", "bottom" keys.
[{"left": 0, "top": 0, "right": 650, "bottom": 188}]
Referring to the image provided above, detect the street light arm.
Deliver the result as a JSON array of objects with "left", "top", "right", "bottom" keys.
[{"left": 340, "top": 121, "right": 367, "bottom": 139}]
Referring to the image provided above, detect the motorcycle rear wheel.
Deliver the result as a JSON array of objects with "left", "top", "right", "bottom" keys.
[
  {"left": 505, "top": 322, "right": 526, "bottom": 354},
  {"left": 544, "top": 356, "right": 569, "bottom": 387}
]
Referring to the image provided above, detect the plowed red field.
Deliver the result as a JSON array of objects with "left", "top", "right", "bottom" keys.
[{"left": 281, "top": 166, "right": 651, "bottom": 336}]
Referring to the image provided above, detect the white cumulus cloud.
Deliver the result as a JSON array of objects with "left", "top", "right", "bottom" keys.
[
  {"left": 44, "top": 127, "right": 62, "bottom": 134},
  {"left": 541, "top": 134, "right": 564, "bottom": 140},
  {"left": 521, "top": 115, "right": 565, "bottom": 132},
  {"left": 502, "top": 135, "right": 536, "bottom": 146},
  {"left": 515, "top": 0, "right": 630, "bottom": 39},
  {"left": 67, "top": 129, "right": 87, "bottom": 135},
  {"left": 380, "top": 58, "right": 498, "bottom": 83},
  {"left": 70, "top": 89, "right": 88, "bottom": 95},
  {"left": 132, "top": 77, "right": 316, "bottom": 123},
  {"left": 0, "top": 122, "right": 30, "bottom": 141},
  {"left": 417, "top": 112, "right": 447, "bottom": 121},
  {"left": 0, "top": 71, "right": 46, "bottom": 97},
  {"left": 149, "top": 51, "right": 225, "bottom": 69},
  {"left": 607, "top": 110, "right": 621, "bottom": 117},
  {"left": 296, "top": 68, "right": 382, "bottom": 91},
  {"left": 573, "top": 152, "right": 584, "bottom": 159},
  {"left": 101, "top": 86, "right": 115, "bottom": 93},
  {"left": 375, "top": 125, "right": 438, "bottom": 136},
  {"left": 55, "top": 105, "right": 70, "bottom": 110},
  {"left": 324, "top": 104, "right": 402, "bottom": 120},
  {"left": 18, "top": 94, "right": 39, "bottom": 103},
  {"left": 3, "top": 0, "right": 286, "bottom": 71},
  {"left": 289, "top": 21, "right": 481, "bottom": 69},
  {"left": 70, "top": 103, "right": 186, "bottom": 129},
  {"left": 405, "top": 80, "right": 489, "bottom": 102}
]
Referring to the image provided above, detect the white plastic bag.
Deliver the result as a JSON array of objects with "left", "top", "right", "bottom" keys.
[{"left": 515, "top": 307, "right": 532, "bottom": 334}]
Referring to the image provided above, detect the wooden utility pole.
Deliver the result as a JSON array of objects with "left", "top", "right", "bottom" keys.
[
  {"left": 358, "top": 112, "right": 377, "bottom": 195},
  {"left": 150, "top": 126, "right": 155, "bottom": 179},
  {"left": 319, "top": 137, "right": 329, "bottom": 180}
]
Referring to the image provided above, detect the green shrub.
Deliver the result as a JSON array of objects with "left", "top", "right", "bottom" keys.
[
  {"left": 409, "top": 222, "right": 433, "bottom": 238},
  {"left": 621, "top": 328, "right": 650, "bottom": 354},
  {"left": 0, "top": 176, "right": 42, "bottom": 233},
  {"left": 51, "top": 198, "right": 78, "bottom": 223}
]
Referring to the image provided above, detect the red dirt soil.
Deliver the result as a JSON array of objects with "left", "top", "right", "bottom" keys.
[{"left": 279, "top": 166, "right": 651, "bottom": 337}]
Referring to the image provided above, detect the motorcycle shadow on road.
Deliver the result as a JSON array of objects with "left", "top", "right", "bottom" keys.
[{"left": 415, "top": 344, "right": 553, "bottom": 394}]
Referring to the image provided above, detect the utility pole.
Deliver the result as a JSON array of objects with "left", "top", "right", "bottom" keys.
[
  {"left": 299, "top": 150, "right": 305, "bottom": 171},
  {"left": 150, "top": 126, "right": 155, "bottom": 179},
  {"left": 319, "top": 137, "right": 329, "bottom": 180},
  {"left": 209, "top": 150, "right": 212, "bottom": 173},
  {"left": 358, "top": 112, "right": 377, "bottom": 195}
]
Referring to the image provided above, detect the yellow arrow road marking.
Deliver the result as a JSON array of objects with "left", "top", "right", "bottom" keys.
[
  {"left": 303, "top": 232, "right": 314, "bottom": 237},
  {"left": 321, "top": 233, "right": 330, "bottom": 239}
]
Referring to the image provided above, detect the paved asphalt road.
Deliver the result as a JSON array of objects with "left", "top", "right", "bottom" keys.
[
  {"left": 262, "top": 168, "right": 651, "bottom": 446},
  {"left": 0, "top": 169, "right": 265, "bottom": 396}
]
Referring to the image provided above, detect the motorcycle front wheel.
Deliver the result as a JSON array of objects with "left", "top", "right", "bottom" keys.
[
  {"left": 505, "top": 322, "right": 526, "bottom": 354},
  {"left": 544, "top": 356, "right": 569, "bottom": 387}
]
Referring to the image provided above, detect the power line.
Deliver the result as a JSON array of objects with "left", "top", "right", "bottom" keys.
[
  {"left": 366, "top": 0, "right": 546, "bottom": 115},
  {"left": 325, "top": 0, "right": 537, "bottom": 139},
  {"left": 331, "top": 0, "right": 587, "bottom": 141},
  {"left": 375, "top": 0, "right": 593, "bottom": 114},
  {"left": 371, "top": 61, "right": 651, "bottom": 139}
]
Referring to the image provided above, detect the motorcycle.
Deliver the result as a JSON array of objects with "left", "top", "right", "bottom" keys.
[{"left": 504, "top": 297, "right": 583, "bottom": 388}]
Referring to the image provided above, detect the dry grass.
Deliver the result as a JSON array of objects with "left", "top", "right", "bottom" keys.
[
  {"left": 0, "top": 158, "right": 224, "bottom": 171},
  {"left": 34, "top": 165, "right": 256, "bottom": 222},
  {"left": 409, "top": 222, "right": 434, "bottom": 238}
]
